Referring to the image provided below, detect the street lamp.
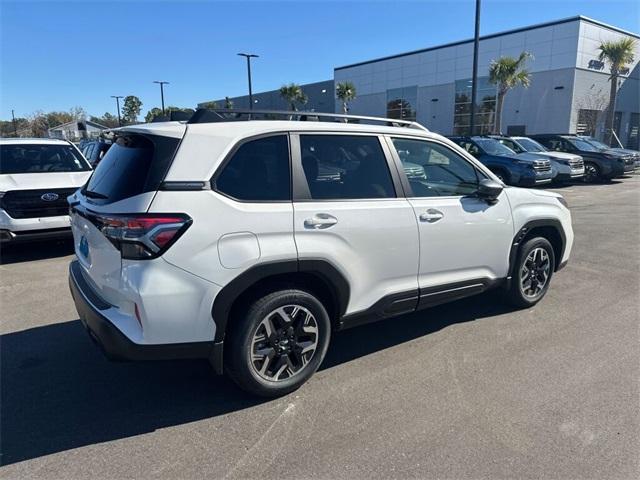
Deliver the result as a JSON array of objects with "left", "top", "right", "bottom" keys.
[
  {"left": 111, "top": 95, "right": 124, "bottom": 126},
  {"left": 237, "top": 53, "right": 259, "bottom": 109},
  {"left": 153, "top": 81, "right": 169, "bottom": 115},
  {"left": 469, "top": 0, "right": 481, "bottom": 135}
]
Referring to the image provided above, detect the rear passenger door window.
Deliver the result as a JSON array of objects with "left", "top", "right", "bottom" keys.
[
  {"left": 215, "top": 135, "right": 290, "bottom": 201},
  {"left": 299, "top": 135, "right": 395, "bottom": 199}
]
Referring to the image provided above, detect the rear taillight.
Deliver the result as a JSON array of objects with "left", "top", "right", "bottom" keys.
[{"left": 95, "top": 213, "right": 191, "bottom": 260}]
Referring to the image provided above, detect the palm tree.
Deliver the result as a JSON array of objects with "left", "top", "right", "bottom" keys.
[
  {"left": 488, "top": 51, "right": 532, "bottom": 134},
  {"left": 598, "top": 38, "right": 636, "bottom": 145},
  {"left": 279, "top": 83, "right": 308, "bottom": 112},
  {"left": 336, "top": 81, "right": 357, "bottom": 116}
]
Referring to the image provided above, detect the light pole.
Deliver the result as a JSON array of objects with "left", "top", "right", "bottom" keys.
[
  {"left": 153, "top": 81, "right": 169, "bottom": 115},
  {"left": 237, "top": 53, "right": 259, "bottom": 109},
  {"left": 469, "top": 0, "right": 481, "bottom": 136},
  {"left": 11, "top": 109, "right": 18, "bottom": 137},
  {"left": 111, "top": 95, "right": 124, "bottom": 126}
]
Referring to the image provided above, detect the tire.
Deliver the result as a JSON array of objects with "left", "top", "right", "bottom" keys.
[
  {"left": 506, "top": 237, "right": 555, "bottom": 308},
  {"left": 583, "top": 162, "right": 600, "bottom": 183},
  {"left": 491, "top": 168, "right": 510, "bottom": 184},
  {"left": 225, "top": 289, "right": 331, "bottom": 397}
]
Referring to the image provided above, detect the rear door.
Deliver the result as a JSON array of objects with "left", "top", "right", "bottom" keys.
[
  {"left": 69, "top": 129, "right": 184, "bottom": 303},
  {"left": 291, "top": 132, "right": 420, "bottom": 317},
  {"left": 387, "top": 136, "right": 513, "bottom": 305}
]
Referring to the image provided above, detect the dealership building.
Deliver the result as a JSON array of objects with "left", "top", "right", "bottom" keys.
[{"left": 201, "top": 16, "right": 639, "bottom": 148}]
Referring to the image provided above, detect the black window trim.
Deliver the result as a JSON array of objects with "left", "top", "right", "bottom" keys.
[
  {"left": 384, "top": 134, "right": 489, "bottom": 199},
  {"left": 290, "top": 131, "right": 405, "bottom": 202},
  {"left": 210, "top": 132, "right": 293, "bottom": 204}
]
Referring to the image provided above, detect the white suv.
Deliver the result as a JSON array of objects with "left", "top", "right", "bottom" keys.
[
  {"left": 68, "top": 111, "right": 573, "bottom": 397},
  {"left": 1, "top": 138, "right": 92, "bottom": 243}
]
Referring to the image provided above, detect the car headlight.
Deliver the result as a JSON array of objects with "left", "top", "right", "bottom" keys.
[{"left": 557, "top": 196, "right": 569, "bottom": 209}]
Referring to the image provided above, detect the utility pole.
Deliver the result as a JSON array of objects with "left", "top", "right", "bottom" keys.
[
  {"left": 469, "top": 0, "right": 481, "bottom": 136},
  {"left": 11, "top": 109, "right": 18, "bottom": 137},
  {"left": 111, "top": 95, "right": 124, "bottom": 126},
  {"left": 153, "top": 81, "right": 169, "bottom": 114},
  {"left": 237, "top": 53, "right": 259, "bottom": 109}
]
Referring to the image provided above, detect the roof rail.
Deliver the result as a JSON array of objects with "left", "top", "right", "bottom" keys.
[{"left": 187, "top": 108, "right": 429, "bottom": 132}]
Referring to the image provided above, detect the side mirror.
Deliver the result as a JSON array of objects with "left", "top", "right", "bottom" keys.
[{"left": 477, "top": 178, "right": 503, "bottom": 203}]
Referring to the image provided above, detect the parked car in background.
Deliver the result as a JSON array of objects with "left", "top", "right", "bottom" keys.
[
  {"left": 490, "top": 135, "right": 584, "bottom": 183},
  {"left": 81, "top": 139, "right": 112, "bottom": 167},
  {"left": 67, "top": 111, "right": 573, "bottom": 397},
  {"left": 530, "top": 134, "right": 630, "bottom": 183},
  {"left": 447, "top": 136, "right": 554, "bottom": 186},
  {"left": 0, "top": 138, "right": 92, "bottom": 243},
  {"left": 577, "top": 135, "right": 640, "bottom": 170}
]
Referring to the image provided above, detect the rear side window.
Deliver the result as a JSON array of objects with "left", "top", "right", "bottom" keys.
[
  {"left": 84, "top": 134, "right": 179, "bottom": 203},
  {"left": 215, "top": 135, "right": 290, "bottom": 201},
  {"left": 300, "top": 135, "right": 395, "bottom": 200}
]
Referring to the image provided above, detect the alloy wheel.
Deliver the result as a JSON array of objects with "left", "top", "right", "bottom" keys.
[
  {"left": 519, "top": 247, "right": 551, "bottom": 299},
  {"left": 249, "top": 305, "right": 319, "bottom": 381},
  {"left": 584, "top": 164, "right": 598, "bottom": 183}
]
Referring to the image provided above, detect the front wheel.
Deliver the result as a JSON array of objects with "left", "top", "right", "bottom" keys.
[
  {"left": 225, "top": 289, "right": 331, "bottom": 397},
  {"left": 491, "top": 169, "right": 510, "bottom": 184},
  {"left": 506, "top": 237, "right": 555, "bottom": 308},
  {"left": 583, "top": 162, "right": 600, "bottom": 183}
]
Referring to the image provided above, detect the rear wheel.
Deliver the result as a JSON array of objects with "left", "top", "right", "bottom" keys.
[
  {"left": 225, "top": 289, "right": 331, "bottom": 397},
  {"left": 506, "top": 237, "right": 555, "bottom": 308},
  {"left": 583, "top": 162, "right": 600, "bottom": 183}
]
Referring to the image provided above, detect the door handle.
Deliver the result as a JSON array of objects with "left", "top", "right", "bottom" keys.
[
  {"left": 419, "top": 209, "right": 444, "bottom": 223},
  {"left": 304, "top": 213, "right": 338, "bottom": 229}
]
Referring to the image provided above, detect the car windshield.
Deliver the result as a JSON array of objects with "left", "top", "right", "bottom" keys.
[
  {"left": 496, "top": 138, "right": 524, "bottom": 153},
  {"left": 0, "top": 143, "right": 90, "bottom": 174},
  {"left": 515, "top": 137, "right": 547, "bottom": 152},
  {"left": 566, "top": 137, "right": 600, "bottom": 152},
  {"left": 581, "top": 137, "right": 610, "bottom": 151},
  {"left": 473, "top": 138, "right": 516, "bottom": 156}
]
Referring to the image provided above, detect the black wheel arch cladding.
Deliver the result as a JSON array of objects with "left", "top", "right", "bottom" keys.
[{"left": 211, "top": 259, "right": 349, "bottom": 342}]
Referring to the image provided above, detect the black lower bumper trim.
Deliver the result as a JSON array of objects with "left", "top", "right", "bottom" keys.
[
  {"left": 68, "top": 260, "right": 221, "bottom": 368},
  {"left": 0, "top": 227, "right": 72, "bottom": 243}
]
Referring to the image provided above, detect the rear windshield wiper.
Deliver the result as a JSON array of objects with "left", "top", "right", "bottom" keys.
[{"left": 83, "top": 189, "right": 108, "bottom": 199}]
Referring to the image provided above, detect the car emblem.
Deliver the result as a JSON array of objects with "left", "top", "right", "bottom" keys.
[{"left": 41, "top": 192, "right": 59, "bottom": 202}]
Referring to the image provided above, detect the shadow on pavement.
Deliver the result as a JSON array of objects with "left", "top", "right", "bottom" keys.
[
  {"left": 0, "top": 290, "right": 513, "bottom": 466},
  {"left": 0, "top": 239, "right": 74, "bottom": 265}
]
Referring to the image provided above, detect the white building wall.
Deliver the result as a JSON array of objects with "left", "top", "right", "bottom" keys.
[{"left": 335, "top": 17, "right": 638, "bottom": 139}]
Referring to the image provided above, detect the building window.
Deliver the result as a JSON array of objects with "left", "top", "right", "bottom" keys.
[
  {"left": 576, "top": 109, "right": 600, "bottom": 136},
  {"left": 628, "top": 113, "right": 639, "bottom": 150},
  {"left": 387, "top": 86, "right": 417, "bottom": 121},
  {"left": 453, "top": 77, "right": 496, "bottom": 135}
]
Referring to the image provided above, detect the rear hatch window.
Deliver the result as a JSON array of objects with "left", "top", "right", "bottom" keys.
[{"left": 83, "top": 133, "right": 180, "bottom": 204}]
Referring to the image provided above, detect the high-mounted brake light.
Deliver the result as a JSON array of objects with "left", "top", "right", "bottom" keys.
[{"left": 94, "top": 213, "right": 192, "bottom": 260}]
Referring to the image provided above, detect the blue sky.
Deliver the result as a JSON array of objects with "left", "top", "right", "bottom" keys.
[{"left": 1, "top": 0, "right": 638, "bottom": 120}]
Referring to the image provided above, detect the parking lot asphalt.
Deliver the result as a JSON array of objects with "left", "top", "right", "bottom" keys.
[{"left": 1, "top": 176, "right": 639, "bottom": 479}]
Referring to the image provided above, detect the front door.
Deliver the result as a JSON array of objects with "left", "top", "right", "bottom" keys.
[{"left": 387, "top": 136, "right": 513, "bottom": 306}]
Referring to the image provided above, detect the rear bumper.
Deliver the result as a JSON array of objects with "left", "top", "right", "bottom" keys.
[{"left": 68, "top": 260, "right": 222, "bottom": 369}]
